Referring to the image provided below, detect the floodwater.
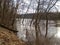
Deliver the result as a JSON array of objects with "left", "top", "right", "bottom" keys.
[{"left": 16, "top": 19, "right": 60, "bottom": 45}]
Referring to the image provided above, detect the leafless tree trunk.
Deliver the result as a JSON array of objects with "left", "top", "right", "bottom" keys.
[
  {"left": 0, "top": 0, "right": 20, "bottom": 32},
  {"left": 32, "top": 0, "right": 59, "bottom": 45}
]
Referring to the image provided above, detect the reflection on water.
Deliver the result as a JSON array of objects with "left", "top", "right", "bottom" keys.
[
  {"left": 16, "top": 19, "right": 60, "bottom": 45},
  {"left": 16, "top": 19, "right": 60, "bottom": 38},
  {"left": 55, "top": 27, "right": 60, "bottom": 38}
]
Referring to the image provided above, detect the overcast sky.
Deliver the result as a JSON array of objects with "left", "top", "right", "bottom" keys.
[{"left": 15, "top": 0, "right": 60, "bottom": 14}]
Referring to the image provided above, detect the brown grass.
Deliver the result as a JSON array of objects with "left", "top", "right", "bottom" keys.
[{"left": 0, "top": 27, "right": 25, "bottom": 45}]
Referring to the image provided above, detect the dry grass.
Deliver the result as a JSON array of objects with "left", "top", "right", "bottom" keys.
[{"left": 0, "top": 27, "right": 25, "bottom": 45}]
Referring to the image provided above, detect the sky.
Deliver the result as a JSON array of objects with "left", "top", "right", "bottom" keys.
[
  {"left": 56, "top": 1, "right": 60, "bottom": 12},
  {"left": 14, "top": 0, "right": 60, "bottom": 14},
  {"left": 19, "top": 0, "right": 60, "bottom": 14}
]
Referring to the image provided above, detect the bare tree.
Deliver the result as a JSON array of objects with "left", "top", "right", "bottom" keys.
[
  {"left": 0, "top": 0, "right": 20, "bottom": 32},
  {"left": 31, "top": 0, "right": 59, "bottom": 45}
]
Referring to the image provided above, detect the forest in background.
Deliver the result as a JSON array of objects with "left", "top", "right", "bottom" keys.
[{"left": 0, "top": 0, "right": 60, "bottom": 45}]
